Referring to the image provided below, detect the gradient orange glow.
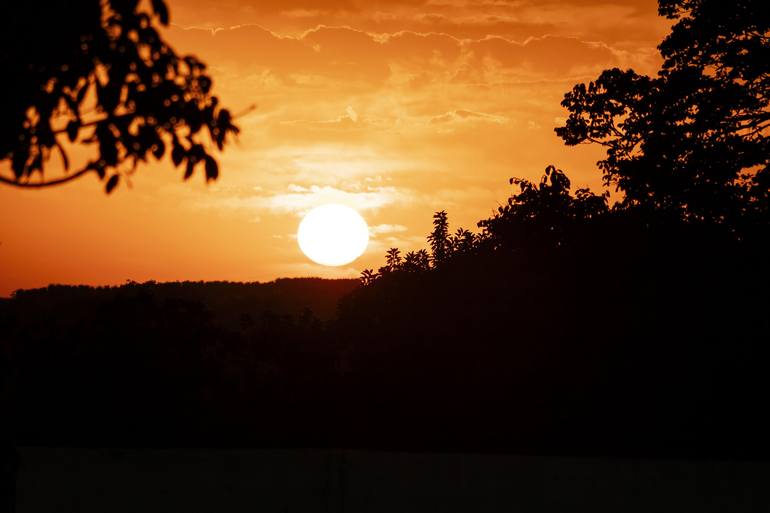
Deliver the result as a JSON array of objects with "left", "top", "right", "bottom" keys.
[{"left": 0, "top": 0, "right": 670, "bottom": 296}]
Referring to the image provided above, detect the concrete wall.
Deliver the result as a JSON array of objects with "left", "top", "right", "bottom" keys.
[{"left": 14, "top": 447, "right": 770, "bottom": 513}]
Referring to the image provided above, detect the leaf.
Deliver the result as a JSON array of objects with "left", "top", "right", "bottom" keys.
[
  {"left": 171, "top": 142, "right": 184, "bottom": 167},
  {"left": 217, "top": 109, "right": 232, "bottom": 129},
  {"left": 152, "top": 139, "right": 165, "bottom": 160},
  {"left": 151, "top": 0, "right": 169, "bottom": 25},
  {"left": 105, "top": 174, "right": 120, "bottom": 194},
  {"left": 66, "top": 120, "right": 80, "bottom": 142},
  {"left": 38, "top": 124, "right": 55, "bottom": 147},
  {"left": 97, "top": 82, "right": 120, "bottom": 113},
  {"left": 86, "top": 161, "right": 106, "bottom": 180},
  {"left": 56, "top": 143, "right": 69, "bottom": 171},
  {"left": 96, "top": 162, "right": 106, "bottom": 180},
  {"left": 98, "top": 132, "right": 118, "bottom": 166},
  {"left": 204, "top": 155, "right": 218, "bottom": 182},
  {"left": 76, "top": 82, "right": 89, "bottom": 104},
  {"left": 12, "top": 150, "right": 28, "bottom": 178},
  {"left": 184, "top": 159, "right": 195, "bottom": 180},
  {"left": 30, "top": 153, "right": 43, "bottom": 173},
  {"left": 199, "top": 76, "right": 212, "bottom": 94}
]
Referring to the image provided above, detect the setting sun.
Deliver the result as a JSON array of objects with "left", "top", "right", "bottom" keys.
[{"left": 297, "top": 204, "right": 369, "bottom": 267}]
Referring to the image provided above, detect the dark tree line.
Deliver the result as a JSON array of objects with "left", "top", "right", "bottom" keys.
[
  {"left": 0, "top": 280, "right": 358, "bottom": 447},
  {"left": 346, "top": 0, "right": 770, "bottom": 455}
]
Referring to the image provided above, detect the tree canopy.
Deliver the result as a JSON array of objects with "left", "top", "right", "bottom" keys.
[
  {"left": 0, "top": 0, "right": 238, "bottom": 193},
  {"left": 556, "top": 0, "right": 769, "bottom": 224},
  {"left": 363, "top": 0, "right": 769, "bottom": 286}
]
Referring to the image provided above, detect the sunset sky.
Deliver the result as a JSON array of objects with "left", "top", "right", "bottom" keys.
[{"left": 0, "top": 0, "right": 670, "bottom": 296}]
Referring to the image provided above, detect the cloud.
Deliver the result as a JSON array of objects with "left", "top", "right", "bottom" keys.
[
  {"left": 346, "top": 105, "right": 359, "bottom": 122},
  {"left": 429, "top": 109, "right": 508, "bottom": 125},
  {"left": 365, "top": 232, "right": 428, "bottom": 255},
  {"left": 169, "top": 0, "right": 669, "bottom": 48},
  {"left": 192, "top": 181, "right": 409, "bottom": 216},
  {"left": 281, "top": 9, "right": 324, "bottom": 18},
  {"left": 282, "top": 105, "right": 366, "bottom": 129},
  {"left": 258, "top": 145, "right": 415, "bottom": 184},
  {"left": 265, "top": 184, "right": 407, "bottom": 214},
  {"left": 369, "top": 223, "right": 409, "bottom": 235},
  {"left": 167, "top": 24, "right": 647, "bottom": 92},
  {"left": 463, "top": 34, "right": 619, "bottom": 77}
]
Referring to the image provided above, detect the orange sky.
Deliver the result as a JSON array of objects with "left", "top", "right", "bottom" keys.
[{"left": 0, "top": 0, "right": 670, "bottom": 296}]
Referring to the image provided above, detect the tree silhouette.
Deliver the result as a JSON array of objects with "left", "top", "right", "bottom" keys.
[
  {"left": 402, "top": 249, "right": 430, "bottom": 272},
  {"left": 0, "top": 0, "right": 239, "bottom": 193},
  {"left": 556, "top": 0, "right": 769, "bottom": 224},
  {"left": 385, "top": 247, "right": 402, "bottom": 272},
  {"left": 427, "top": 210, "right": 450, "bottom": 266},
  {"left": 359, "top": 268, "right": 378, "bottom": 286},
  {"left": 449, "top": 228, "right": 476, "bottom": 256},
  {"left": 478, "top": 165, "right": 608, "bottom": 251},
  {"left": 363, "top": 166, "right": 611, "bottom": 280}
]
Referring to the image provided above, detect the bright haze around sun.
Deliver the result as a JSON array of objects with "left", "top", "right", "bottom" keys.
[{"left": 0, "top": 0, "right": 671, "bottom": 295}]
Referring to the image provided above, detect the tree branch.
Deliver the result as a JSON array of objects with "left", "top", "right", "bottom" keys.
[
  {"left": 50, "top": 103, "right": 256, "bottom": 136},
  {"left": 51, "top": 112, "right": 137, "bottom": 136},
  {"left": 0, "top": 168, "right": 95, "bottom": 189}
]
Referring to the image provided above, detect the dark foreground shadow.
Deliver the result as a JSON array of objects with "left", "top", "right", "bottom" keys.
[{"left": 14, "top": 447, "right": 770, "bottom": 513}]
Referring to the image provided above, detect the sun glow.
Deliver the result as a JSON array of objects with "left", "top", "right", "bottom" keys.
[{"left": 297, "top": 204, "right": 369, "bottom": 266}]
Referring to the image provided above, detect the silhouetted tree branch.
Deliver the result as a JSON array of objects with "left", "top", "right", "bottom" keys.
[
  {"left": 428, "top": 211, "right": 450, "bottom": 267},
  {"left": 0, "top": 168, "right": 94, "bottom": 189},
  {"left": 556, "top": 0, "right": 770, "bottom": 224},
  {"left": 0, "top": 0, "right": 239, "bottom": 193}
]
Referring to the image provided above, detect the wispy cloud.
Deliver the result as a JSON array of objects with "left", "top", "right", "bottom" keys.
[
  {"left": 369, "top": 223, "right": 409, "bottom": 235},
  {"left": 429, "top": 109, "right": 508, "bottom": 125},
  {"left": 195, "top": 184, "right": 411, "bottom": 217},
  {"left": 265, "top": 185, "right": 408, "bottom": 215}
]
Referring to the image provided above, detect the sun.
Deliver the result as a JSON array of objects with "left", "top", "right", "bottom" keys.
[{"left": 297, "top": 204, "right": 370, "bottom": 266}]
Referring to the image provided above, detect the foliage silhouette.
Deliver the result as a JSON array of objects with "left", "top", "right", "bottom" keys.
[
  {"left": 556, "top": 0, "right": 769, "bottom": 224},
  {"left": 347, "top": 170, "right": 768, "bottom": 456},
  {"left": 385, "top": 248, "right": 402, "bottom": 272},
  {"left": 366, "top": 165, "right": 610, "bottom": 274},
  {"left": 449, "top": 228, "right": 477, "bottom": 256},
  {"left": 360, "top": 211, "right": 459, "bottom": 283},
  {"left": 427, "top": 210, "right": 451, "bottom": 266},
  {"left": 401, "top": 249, "right": 431, "bottom": 273},
  {"left": 478, "top": 165, "right": 609, "bottom": 252},
  {"left": 338, "top": 0, "right": 770, "bottom": 454},
  {"left": 0, "top": 0, "right": 238, "bottom": 193},
  {"left": 4, "top": 218, "right": 766, "bottom": 457}
]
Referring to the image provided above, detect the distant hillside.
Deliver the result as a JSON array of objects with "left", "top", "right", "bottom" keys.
[
  {"left": 7, "top": 278, "right": 360, "bottom": 324},
  {"left": 1, "top": 278, "right": 363, "bottom": 448}
]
